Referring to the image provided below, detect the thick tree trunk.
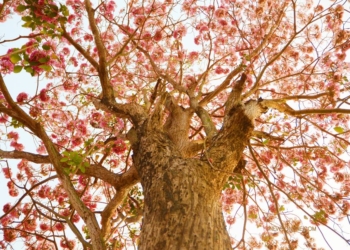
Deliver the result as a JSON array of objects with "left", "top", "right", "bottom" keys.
[
  {"left": 133, "top": 132, "right": 233, "bottom": 250},
  {"left": 131, "top": 95, "right": 264, "bottom": 249}
]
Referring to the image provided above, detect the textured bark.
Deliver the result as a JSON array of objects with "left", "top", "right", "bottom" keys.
[
  {"left": 129, "top": 91, "right": 267, "bottom": 249},
  {"left": 133, "top": 131, "right": 232, "bottom": 250}
]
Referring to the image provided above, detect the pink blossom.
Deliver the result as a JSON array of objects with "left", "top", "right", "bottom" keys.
[
  {"left": 54, "top": 222, "right": 65, "bottom": 231},
  {"left": 214, "top": 8, "right": 226, "bottom": 18},
  {"left": 188, "top": 51, "right": 199, "bottom": 61},
  {"left": 0, "top": 114, "right": 8, "bottom": 123},
  {"left": 29, "top": 106, "right": 41, "bottom": 117},
  {"left": 215, "top": 66, "right": 225, "bottom": 74},
  {"left": 83, "top": 34, "right": 94, "bottom": 42},
  {"left": 39, "top": 89, "right": 50, "bottom": 102},
  {"left": 3, "top": 203, "right": 11, "bottom": 213},
  {"left": 112, "top": 139, "right": 127, "bottom": 154},
  {"left": 173, "top": 25, "right": 187, "bottom": 39},
  {"left": 7, "top": 131, "right": 19, "bottom": 141},
  {"left": 199, "top": 25, "right": 209, "bottom": 33},
  {"left": 153, "top": 30, "right": 162, "bottom": 42},
  {"left": 10, "top": 141, "right": 24, "bottom": 151},
  {"left": 16, "top": 92, "right": 28, "bottom": 103},
  {"left": 0, "top": 57, "right": 14, "bottom": 73},
  {"left": 219, "top": 19, "right": 228, "bottom": 26},
  {"left": 2, "top": 168, "right": 11, "bottom": 179},
  {"left": 72, "top": 137, "right": 83, "bottom": 147},
  {"left": 3, "top": 229, "right": 16, "bottom": 242}
]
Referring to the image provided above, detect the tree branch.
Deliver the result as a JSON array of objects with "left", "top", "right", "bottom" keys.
[
  {"left": 101, "top": 188, "right": 128, "bottom": 240},
  {"left": 199, "top": 66, "right": 244, "bottom": 106},
  {"left": 93, "top": 96, "right": 146, "bottom": 126},
  {"left": 262, "top": 99, "right": 350, "bottom": 116},
  {"left": 0, "top": 74, "right": 38, "bottom": 131},
  {"left": 84, "top": 0, "right": 114, "bottom": 102},
  {"left": 0, "top": 149, "right": 50, "bottom": 163},
  {"left": 134, "top": 43, "right": 187, "bottom": 93},
  {"left": 62, "top": 28, "right": 99, "bottom": 70},
  {"left": 0, "top": 73, "right": 105, "bottom": 250},
  {"left": 224, "top": 73, "right": 247, "bottom": 116},
  {"left": 85, "top": 164, "right": 139, "bottom": 190}
]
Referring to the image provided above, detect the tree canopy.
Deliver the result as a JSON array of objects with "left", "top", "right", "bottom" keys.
[{"left": 0, "top": 0, "right": 350, "bottom": 249}]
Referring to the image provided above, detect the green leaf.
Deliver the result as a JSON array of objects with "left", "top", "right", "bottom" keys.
[
  {"left": 262, "top": 139, "right": 270, "bottom": 145},
  {"left": 63, "top": 167, "right": 71, "bottom": 175},
  {"left": 17, "top": 5, "right": 28, "bottom": 12},
  {"left": 10, "top": 54, "right": 22, "bottom": 64},
  {"left": 38, "top": 57, "right": 50, "bottom": 63},
  {"left": 10, "top": 119, "right": 24, "bottom": 128},
  {"left": 22, "top": 21, "right": 33, "bottom": 28},
  {"left": 67, "top": 161, "right": 75, "bottom": 166},
  {"left": 47, "top": 23, "right": 56, "bottom": 29},
  {"left": 13, "top": 66, "right": 23, "bottom": 73},
  {"left": 47, "top": 11, "right": 58, "bottom": 18},
  {"left": 22, "top": 16, "right": 32, "bottom": 22},
  {"left": 334, "top": 126, "right": 344, "bottom": 133},
  {"left": 24, "top": 66, "right": 34, "bottom": 74},
  {"left": 60, "top": 157, "right": 69, "bottom": 162},
  {"left": 62, "top": 151, "right": 70, "bottom": 157},
  {"left": 38, "top": 64, "right": 52, "bottom": 71},
  {"left": 79, "top": 165, "right": 86, "bottom": 173},
  {"left": 49, "top": 4, "right": 59, "bottom": 13},
  {"left": 42, "top": 45, "right": 51, "bottom": 51},
  {"left": 60, "top": 4, "right": 69, "bottom": 16}
]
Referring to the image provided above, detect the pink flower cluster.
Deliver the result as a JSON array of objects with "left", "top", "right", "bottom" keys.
[{"left": 7, "top": 131, "right": 24, "bottom": 151}]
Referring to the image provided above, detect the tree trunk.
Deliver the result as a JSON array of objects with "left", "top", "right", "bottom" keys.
[
  {"left": 133, "top": 131, "right": 233, "bottom": 250},
  {"left": 131, "top": 96, "right": 264, "bottom": 249}
]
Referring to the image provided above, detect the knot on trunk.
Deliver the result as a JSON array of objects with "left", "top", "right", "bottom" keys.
[{"left": 243, "top": 98, "right": 268, "bottom": 121}]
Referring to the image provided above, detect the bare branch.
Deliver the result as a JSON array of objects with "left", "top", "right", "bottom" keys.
[
  {"left": 0, "top": 34, "right": 41, "bottom": 45},
  {"left": 0, "top": 74, "right": 38, "bottom": 131},
  {"left": 84, "top": 0, "right": 114, "bottom": 102},
  {"left": 0, "top": 149, "right": 50, "bottom": 163},
  {"left": 93, "top": 96, "right": 146, "bottom": 126},
  {"left": 262, "top": 99, "right": 350, "bottom": 116},
  {"left": 85, "top": 164, "right": 139, "bottom": 190},
  {"left": 199, "top": 66, "right": 244, "bottom": 106},
  {"left": 101, "top": 188, "right": 128, "bottom": 240},
  {"left": 225, "top": 73, "right": 247, "bottom": 115},
  {"left": 62, "top": 28, "right": 99, "bottom": 70}
]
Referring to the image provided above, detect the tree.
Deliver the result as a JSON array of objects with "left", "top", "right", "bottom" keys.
[{"left": 0, "top": 0, "right": 350, "bottom": 249}]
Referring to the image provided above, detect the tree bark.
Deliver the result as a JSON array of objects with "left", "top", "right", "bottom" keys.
[
  {"left": 133, "top": 131, "right": 232, "bottom": 250},
  {"left": 130, "top": 88, "right": 265, "bottom": 249}
]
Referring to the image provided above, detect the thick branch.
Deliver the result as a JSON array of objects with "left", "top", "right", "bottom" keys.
[
  {"left": 101, "top": 188, "right": 128, "bottom": 240},
  {"left": 196, "top": 106, "right": 217, "bottom": 138},
  {"left": 93, "top": 96, "right": 146, "bottom": 126},
  {"left": 252, "top": 131, "right": 284, "bottom": 142},
  {"left": 0, "top": 149, "right": 50, "bottom": 163},
  {"left": 188, "top": 91, "right": 217, "bottom": 138},
  {"left": 261, "top": 99, "right": 350, "bottom": 116},
  {"left": 224, "top": 73, "right": 247, "bottom": 116},
  {"left": 86, "top": 164, "right": 139, "bottom": 190},
  {"left": 84, "top": 0, "right": 114, "bottom": 102}
]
